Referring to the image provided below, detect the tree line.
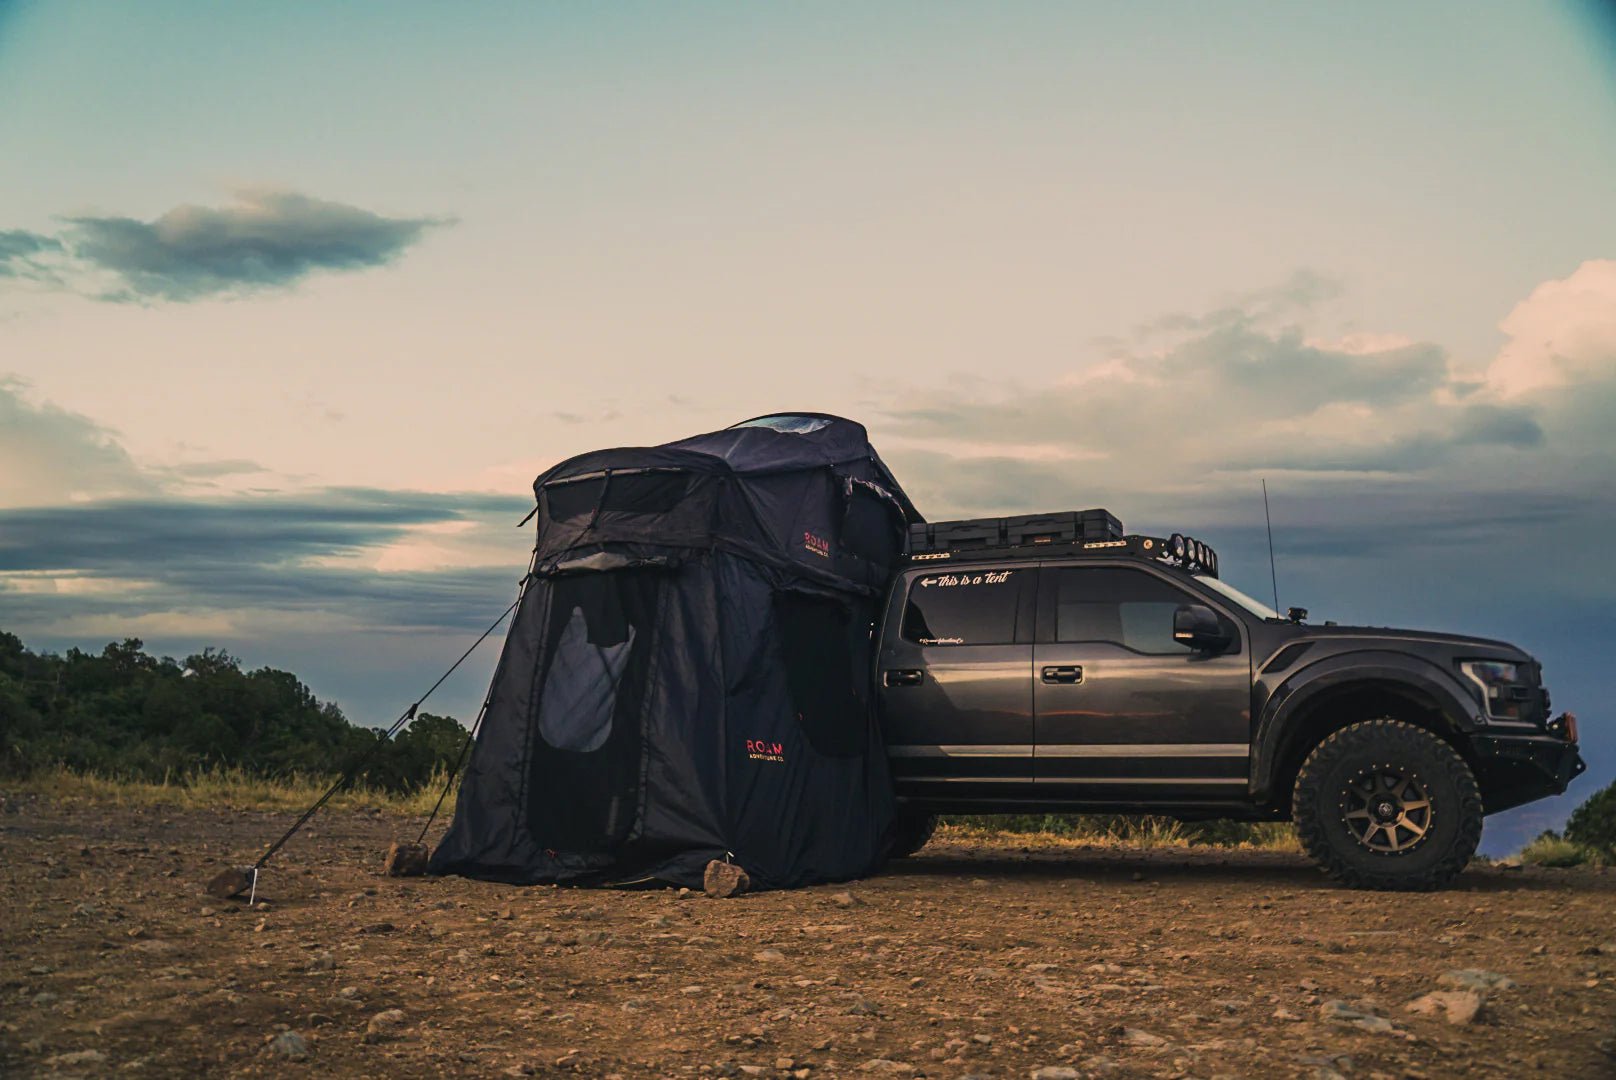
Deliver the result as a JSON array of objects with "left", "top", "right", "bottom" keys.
[{"left": 0, "top": 630, "right": 468, "bottom": 793}]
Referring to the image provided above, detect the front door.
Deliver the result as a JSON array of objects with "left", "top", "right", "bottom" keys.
[
  {"left": 877, "top": 565, "right": 1035, "bottom": 798},
  {"left": 1032, "top": 564, "right": 1252, "bottom": 799}
]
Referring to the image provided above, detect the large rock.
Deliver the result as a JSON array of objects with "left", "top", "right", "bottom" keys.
[
  {"left": 383, "top": 843, "right": 429, "bottom": 877},
  {"left": 704, "top": 861, "right": 750, "bottom": 898},
  {"left": 1406, "top": 990, "right": 1486, "bottom": 1025},
  {"left": 205, "top": 866, "right": 252, "bottom": 899}
]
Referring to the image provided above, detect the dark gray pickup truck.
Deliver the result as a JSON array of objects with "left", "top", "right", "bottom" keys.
[{"left": 876, "top": 511, "right": 1585, "bottom": 890}]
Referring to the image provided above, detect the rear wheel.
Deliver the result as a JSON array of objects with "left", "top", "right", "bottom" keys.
[
  {"left": 1292, "top": 719, "right": 1482, "bottom": 891},
  {"left": 888, "top": 811, "right": 938, "bottom": 859}
]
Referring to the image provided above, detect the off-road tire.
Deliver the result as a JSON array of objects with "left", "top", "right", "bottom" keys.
[
  {"left": 888, "top": 811, "right": 939, "bottom": 859},
  {"left": 1292, "top": 719, "right": 1482, "bottom": 891}
]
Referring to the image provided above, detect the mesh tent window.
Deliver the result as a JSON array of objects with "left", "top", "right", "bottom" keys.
[
  {"left": 527, "top": 571, "right": 661, "bottom": 853},
  {"left": 840, "top": 479, "right": 903, "bottom": 563},
  {"left": 545, "top": 470, "right": 693, "bottom": 522}
]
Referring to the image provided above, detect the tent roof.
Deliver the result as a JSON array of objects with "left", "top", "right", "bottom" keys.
[{"left": 534, "top": 413, "right": 924, "bottom": 523}]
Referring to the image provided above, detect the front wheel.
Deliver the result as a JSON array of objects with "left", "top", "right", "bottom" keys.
[{"left": 1292, "top": 719, "right": 1483, "bottom": 891}]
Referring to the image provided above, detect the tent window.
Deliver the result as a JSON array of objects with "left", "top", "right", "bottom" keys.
[
  {"left": 841, "top": 483, "right": 898, "bottom": 563},
  {"left": 774, "top": 593, "right": 866, "bottom": 758},
  {"left": 545, "top": 478, "right": 602, "bottom": 521},
  {"left": 601, "top": 472, "right": 689, "bottom": 514},
  {"left": 527, "top": 571, "right": 660, "bottom": 853},
  {"left": 544, "top": 471, "right": 690, "bottom": 522},
  {"left": 537, "top": 606, "right": 636, "bottom": 752}
]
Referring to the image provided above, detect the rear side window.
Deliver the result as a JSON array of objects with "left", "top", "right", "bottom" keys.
[
  {"left": 901, "top": 568, "right": 1026, "bottom": 646},
  {"left": 1052, "top": 566, "right": 1235, "bottom": 654}
]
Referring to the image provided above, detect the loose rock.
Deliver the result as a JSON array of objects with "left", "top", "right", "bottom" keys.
[
  {"left": 1320, "top": 1000, "right": 1397, "bottom": 1034},
  {"left": 46, "top": 1050, "right": 109, "bottom": 1067},
  {"left": 383, "top": 842, "right": 429, "bottom": 877},
  {"left": 205, "top": 866, "right": 251, "bottom": 899},
  {"left": 1437, "top": 969, "right": 1517, "bottom": 993},
  {"left": 859, "top": 1059, "right": 915, "bottom": 1074},
  {"left": 704, "top": 861, "right": 750, "bottom": 899},
  {"left": 1405, "top": 990, "right": 1485, "bottom": 1025},
  {"left": 363, "top": 1008, "right": 407, "bottom": 1043},
  {"left": 265, "top": 1031, "right": 310, "bottom": 1060}
]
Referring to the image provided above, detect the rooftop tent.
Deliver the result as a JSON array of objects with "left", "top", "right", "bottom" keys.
[{"left": 429, "top": 414, "right": 924, "bottom": 889}]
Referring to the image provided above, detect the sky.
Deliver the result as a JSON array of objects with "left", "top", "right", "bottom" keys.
[{"left": 2, "top": 1, "right": 1613, "bottom": 854}]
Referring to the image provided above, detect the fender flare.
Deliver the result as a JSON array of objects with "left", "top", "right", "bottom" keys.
[{"left": 1250, "top": 651, "right": 1482, "bottom": 803}]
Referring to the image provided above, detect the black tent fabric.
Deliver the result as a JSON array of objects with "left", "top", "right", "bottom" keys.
[{"left": 430, "top": 414, "right": 923, "bottom": 889}]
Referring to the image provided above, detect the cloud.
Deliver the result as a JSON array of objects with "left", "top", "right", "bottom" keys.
[
  {"left": 0, "top": 228, "right": 65, "bottom": 283},
  {"left": 0, "top": 189, "right": 448, "bottom": 302},
  {"left": 877, "top": 259, "right": 1616, "bottom": 522},
  {"left": 0, "top": 379, "right": 530, "bottom": 634},
  {"left": 0, "top": 377, "right": 157, "bottom": 506},
  {"left": 1485, "top": 258, "right": 1616, "bottom": 396},
  {"left": 0, "top": 489, "right": 531, "bottom": 633}
]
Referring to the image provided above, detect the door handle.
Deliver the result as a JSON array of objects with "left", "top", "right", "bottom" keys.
[
  {"left": 885, "top": 669, "right": 923, "bottom": 687},
  {"left": 1041, "top": 665, "right": 1083, "bottom": 684}
]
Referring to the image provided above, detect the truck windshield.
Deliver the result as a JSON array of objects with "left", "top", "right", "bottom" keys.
[{"left": 1194, "top": 574, "right": 1282, "bottom": 621}]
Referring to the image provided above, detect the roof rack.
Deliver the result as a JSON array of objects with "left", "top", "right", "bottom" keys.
[{"left": 904, "top": 509, "right": 1219, "bottom": 578}]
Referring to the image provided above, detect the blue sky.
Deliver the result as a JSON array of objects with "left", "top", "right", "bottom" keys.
[{"left": 2, "top": 1, "right": 1613, "bottom": 853}]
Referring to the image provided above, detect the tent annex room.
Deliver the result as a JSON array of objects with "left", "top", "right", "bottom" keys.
[{"left": 429, "top": 415, "right": 923, "bottom": 889}]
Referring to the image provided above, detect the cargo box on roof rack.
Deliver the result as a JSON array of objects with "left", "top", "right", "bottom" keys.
[{"left": 907, "top": 509, "right": 1122, "bottom": 555}]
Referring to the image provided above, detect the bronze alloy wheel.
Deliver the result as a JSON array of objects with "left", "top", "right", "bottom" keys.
[
  {"left": 1293, "top": 719, "right": 1483, "bottom": 890},
  {"left": 1340, "top": 765, "right": 1433, "bottom": 854}
]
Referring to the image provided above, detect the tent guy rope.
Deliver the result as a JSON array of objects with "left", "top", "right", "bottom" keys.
[{"left": 204, "top": 594, "right": 520, "bottom": 902}]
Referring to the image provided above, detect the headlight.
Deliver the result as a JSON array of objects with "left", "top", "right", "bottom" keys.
[{"left": 1461, "top": 660, "right": 1523, "bottom": 720}]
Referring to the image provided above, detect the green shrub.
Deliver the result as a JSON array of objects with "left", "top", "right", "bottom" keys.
[
  {"left": 1565, "top": 780, "right": 1616, "bottom": 855},
  {"left": 1516, "top": 830, "right": 1596, "bottom": 868},
  {"left": 0, "top": 629, "right": 467, "bottom": 795}
]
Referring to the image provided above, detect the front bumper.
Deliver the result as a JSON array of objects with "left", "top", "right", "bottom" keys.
[{"left": 1469, "top": 720, "right": 1587, "bottom": 813}]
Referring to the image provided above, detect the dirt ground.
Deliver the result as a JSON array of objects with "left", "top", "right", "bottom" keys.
[{"left": 3, "top": 797, "right": 1614, "bottom": 1080}]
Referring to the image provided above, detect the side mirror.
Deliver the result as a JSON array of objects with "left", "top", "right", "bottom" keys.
[{"left": 1174, "top": 604, "right": 1232, "bottom": 653}]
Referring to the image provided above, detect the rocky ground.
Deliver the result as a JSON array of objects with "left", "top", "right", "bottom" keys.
[{"left": 2, "top": 797, "right": 1614, "bottom": 1080}]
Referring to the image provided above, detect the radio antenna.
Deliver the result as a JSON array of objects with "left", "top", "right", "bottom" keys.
[{"left": 1262, "top": 478, "right": 1280, "bottom": 613}]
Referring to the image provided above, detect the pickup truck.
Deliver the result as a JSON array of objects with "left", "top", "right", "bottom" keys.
[{"left": 876, "top": 511, "right": 1585, "bottom": 890}]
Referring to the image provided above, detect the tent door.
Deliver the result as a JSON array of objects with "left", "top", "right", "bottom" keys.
[{"left": 527, "top": 570, "right": 661, "bottom": 855}]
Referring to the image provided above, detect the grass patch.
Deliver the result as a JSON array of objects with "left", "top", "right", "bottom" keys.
[
  {"left": 1514, "top": 831, "right": 1605, "bottom": 868},
  {"left": 3, "top": 765, "right": 458, "bottom": 815},
  {"left": 938, "top": 813, "right": 1300, "bottom": 851}
]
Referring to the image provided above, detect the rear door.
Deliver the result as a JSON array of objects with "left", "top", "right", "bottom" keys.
[
  {"left": 877, "top": 565, "right": 1035, "bottom": 798},
  {"left": 1032, "top": 563, "right": 1252, "bottom": 799}
]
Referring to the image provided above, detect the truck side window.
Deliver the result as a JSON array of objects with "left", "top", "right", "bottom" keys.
[
  {"left": 901, "top": 568, "right": 1025, "bottom": 646},
  {"left": 1054, "top": 566, "right": 1228, "bottom": 654}
]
